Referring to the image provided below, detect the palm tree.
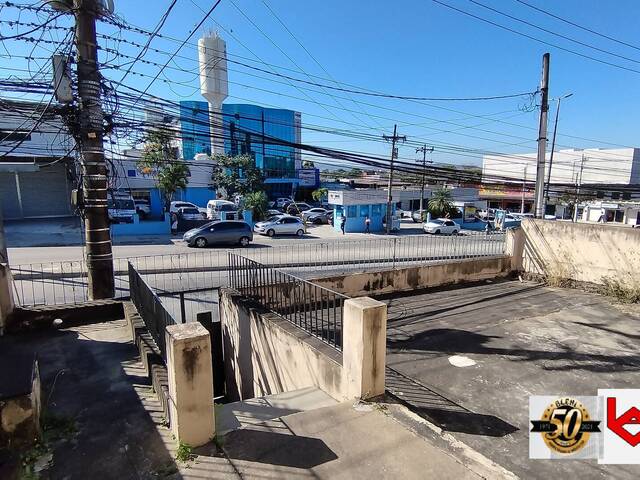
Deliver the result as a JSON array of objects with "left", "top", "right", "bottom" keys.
[
  {"left": 428, "top": 188, "right": 454, "bottom": 218},
  {"left": 157, "top": 161, "right": 190, "bottom": 207},
  {"left": 312, "top": 187, "right": 328, "bottom": 203}
]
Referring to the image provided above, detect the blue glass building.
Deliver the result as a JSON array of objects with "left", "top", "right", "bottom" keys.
[
  {"left": 179, "top": 101, "right": 211, "bottom": 160},
  {"left": 222, "top": 104, "right": 301, "bottom": 198}
]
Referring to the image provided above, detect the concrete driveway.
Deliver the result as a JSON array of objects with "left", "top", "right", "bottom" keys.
[{"left": 382, "top": 280, "right": 640, "bottom": 479}]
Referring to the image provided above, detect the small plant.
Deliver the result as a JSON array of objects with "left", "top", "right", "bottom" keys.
[
  {"left": 175, "top": 441, "right": 194, "bottom": 462},
  {"left": 602, "top": 277, "right": 640, "bottom": 304},
  {"left": 545, "top": 262, "right": 572, "bottom": 288}
]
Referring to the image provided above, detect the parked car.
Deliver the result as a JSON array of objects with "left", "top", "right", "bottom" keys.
[
  {"left": 206, "top": 199, "right": 236, "bottom": 220},
  {"left": 275, "top": 197, "right": 293, "bottom": 208},
  {"left": 411, "top": 209, "right": 428, "bottom": 223},
  {"left": 108, "top": 194, "right": 136, "bottom": 223},
  {"left": 266, "top": 209, "right": 282, "bottom": 218},
  {"left": 178, "top": 207, "right": 206, "bottom": 221},
  {"left": 134, "top": 199, "right": 151, "bottom": 219},
  {"left": 423, "top": 218, "right": 460, "bottom": 235},
  {"left": 170, "top": 201, "right": 199, "bottom": 215},
  {"left": 254, "top": 215, "right": 306, "bottom": 237},
  {"left": 306, "top": 210, "right": 331, "bottom": 224},
  {"left": 286, "top": 202, "right": 312, "bottom": 215},
  {"left": 183, "top": 220, "right": 253, "bottom": 248},
  {"left": 302, "top": 207, "right": 329, "bottom": 221}
]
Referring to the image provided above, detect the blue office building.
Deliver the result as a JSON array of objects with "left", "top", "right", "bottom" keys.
[
  {"left": 222, "top": 104, "right": 301, "bottom": 198},
  {"left": 179, "top": 101, "right": 211, "bottom": 160}
]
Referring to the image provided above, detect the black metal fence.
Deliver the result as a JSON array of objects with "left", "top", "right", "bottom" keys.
[
  {"left": 228, "top": 253, "right": 348, "bottom": 350},
  {"left": 128, "top": 262, "right": 178, "bottom": 359}
]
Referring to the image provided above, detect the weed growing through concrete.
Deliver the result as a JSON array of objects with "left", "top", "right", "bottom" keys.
[
  {"left": 602, "top": 277, "right": 640, "bottom": 303},
  {"left": 175, "top": 441, "right": 194, "bottom": 462},
  {"left": 20, "top": 413, "right": 77, "bottom": 478}
]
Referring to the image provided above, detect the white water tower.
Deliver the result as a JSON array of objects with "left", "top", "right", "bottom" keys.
[{"left": 198, "top": 32, "right": 228, "bottom": 155}]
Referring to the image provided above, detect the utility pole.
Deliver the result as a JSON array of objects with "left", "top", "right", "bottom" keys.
[
  {"left": 383, "top": 125, "right": 406, "bottom": 234},
  {"left": 545, "top": 92, "right": 573, "bottom": 204},
  {"left": 573, "top": 154, "right": 585, "bottom": 223},
  {"left": 416, "top": 144, "right": 433, "bottom": 214},
  {"left": 534, "top": 52, "right": 550, "bottom": 219},
  {"left": 73, "top": 0, "right": 114, "bottom": 299},
  {"left": 521, "top": 164, "right": 528, "bottom": 214}
]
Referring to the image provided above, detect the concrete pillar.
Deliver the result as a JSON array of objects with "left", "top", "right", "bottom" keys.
[
  {"left": 505, "top": 227, "right": 525, "bottom": 272},
  {"left": 165, "top": 322, "right": 214, "bottom": 447},
  {"left": 0, "top": 264, "right": 15, "bottom": 335},
  {"left": 342, "top": 297, "right": 387, "bottom": 400}
]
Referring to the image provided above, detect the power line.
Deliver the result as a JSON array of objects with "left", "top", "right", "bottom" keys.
[{"left": 514, "top": 0, "right": 640, "bottom": 53}]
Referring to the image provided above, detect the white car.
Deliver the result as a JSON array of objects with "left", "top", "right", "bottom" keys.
[
  {"left": 178, "top": 207, "right": 205, "bottom": 221},
  {"left": 302, "top": 207, "right": 329, "bottom": 221},
  {"left": 254, "top": 215, "right": 306, "bottom": 237},
  {"left": 170, "top": 201, "right": 199, "bottom": 215},
  {"left": 276, "top": 197, "right": 293, "bottom": 208},
  {"left": 423, "top": 218, "right": 460, "bottom": 235},
  {"left": 134, "top": 199, "right": 151, "bottom": 218}
]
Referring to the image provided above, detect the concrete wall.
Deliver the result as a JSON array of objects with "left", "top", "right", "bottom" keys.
[
  {"left": 220, "top": 289, "right": 345, "bottom": 402},
  {"left": 110, "top": 213, "right": 171, "bottom": 236},
  {"left": 0, "top": 264, "right": 15, "bottom": 334},
  {"left": 311, "top": 256, "right": 513, "bottom": 297},
  {"left": 519, "top": 218, "right": 640, "bottom": 285}
]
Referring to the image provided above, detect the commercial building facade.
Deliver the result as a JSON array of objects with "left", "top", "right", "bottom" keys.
[
  {"left": 0, "top": 101, "right": 76, "bottom": 220},
  {"left": 222, "top": 104, "right": 302, "bottom": 198}
]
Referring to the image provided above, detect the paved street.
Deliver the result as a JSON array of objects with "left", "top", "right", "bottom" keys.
[{"left": 383, "top": 280, "right": 640, "bottom": 479}]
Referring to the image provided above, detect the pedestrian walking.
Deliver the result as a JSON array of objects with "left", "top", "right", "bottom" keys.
[
  {"left": 364, "top": 215, "right": 371, "bottom": 234},
  {"left": 340, "top": 215, "right": 346, "bottom": 235}
]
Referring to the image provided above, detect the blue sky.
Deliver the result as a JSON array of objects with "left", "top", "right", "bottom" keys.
[{"left": 4, "top": 0, "right": 640, "bottom": 169}]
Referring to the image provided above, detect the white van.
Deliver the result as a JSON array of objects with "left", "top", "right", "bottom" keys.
[
  {"left": 206, "top": 199, "right": 237, "bottom": 220},
  {"left": 108, "top": 193, "right": 136, "bottom": 223}
]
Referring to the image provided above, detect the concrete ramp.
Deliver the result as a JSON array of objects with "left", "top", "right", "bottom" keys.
[
  {"left": 217, "top": 386, "right": 338, "bottom": 435},
  {"left": 221, "top": 400, "right": 496, "bottom": 480}
]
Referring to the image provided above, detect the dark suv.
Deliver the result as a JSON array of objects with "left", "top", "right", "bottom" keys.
[{"left": 183, "top": 221, "right": 253, "bottom": 248}]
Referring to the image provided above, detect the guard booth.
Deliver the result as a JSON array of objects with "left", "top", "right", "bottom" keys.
[{"left": 328, "top": 190, "right": 392, "bottom": 233}]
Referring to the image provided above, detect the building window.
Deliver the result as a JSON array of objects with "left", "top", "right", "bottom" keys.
[
  {"left": 347, "top": 206, "right": 357, "bottom": 217},
  {"left": 359, "top": 205, "right": 370, "bottom": 217},
  {"left": 127, "top": 169, "right": 137, "bottom": 177},
  {"left": 623, "top": 192, "right": 631, "bottom": 200},
  {"left": 612, "top": 192, "right": 620, "bottom": 200},
  {"left": 372, "top": 204, "right": 382, "bottom": 216}
]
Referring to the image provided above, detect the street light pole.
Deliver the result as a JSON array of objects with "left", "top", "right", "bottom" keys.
[
  {"left": 416, "top": 144, "right": 433, "bottom": 214},
  {"left": 545, "top": 93, "right": 573, "bottom": 204}
]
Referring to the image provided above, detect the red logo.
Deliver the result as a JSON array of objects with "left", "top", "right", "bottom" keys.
[{"left": 607, "top": 397, "right": 640, "bottom": 447}]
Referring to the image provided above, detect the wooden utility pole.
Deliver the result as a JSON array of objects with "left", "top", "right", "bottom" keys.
[
  {"left": 74, "top": 0, "right": 114, "bottom": 298},
  {"left": 534, "top": 53, "right": 550, "bottom": 219},
  {"left": 416, "top": 144, "right": 433, "bottom": 215},
  {"left": 383, "top": 124, "right": 406, "bottom": 234}
]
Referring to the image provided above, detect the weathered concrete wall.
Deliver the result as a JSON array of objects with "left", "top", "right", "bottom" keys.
[
  {"left": 0, "top": 263, "right": 15, "bottom": 334},
  {"left": 311, "top": 256, "right": 513, "bottom": 297},
  {"left": 0, "top": 359, "right": 40, "bottom": 450},
  {"left": 519, "top": 218, "right": 640, "bottom": 285},
  {"left": 220, "top": 289, "right": 345, "bottom": 402}
]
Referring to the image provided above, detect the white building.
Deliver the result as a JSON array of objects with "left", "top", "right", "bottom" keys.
[
  {"left": 482, "top": 148, "right": 640, "bottom": 187},
  {"left": 580, "top": 201, "right": 640, "bottom": 227},
  {"left": 0, "top": 101, "right": 76, "bottom": 219}
]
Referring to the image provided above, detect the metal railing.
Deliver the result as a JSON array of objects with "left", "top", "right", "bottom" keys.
[
  {"left": 10, "top": 232, "right": 506, "bottom": 307},
  {"left": 228, "top": 253, "right": 348, "bottom": 350},
  {"left": 128, "top": 262, "right": 178, "bottom": 359}
]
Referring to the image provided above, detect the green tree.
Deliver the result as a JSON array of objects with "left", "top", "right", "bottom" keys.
[
  {"left": 243, "top": 191, "right": 269, "bottom": 221},
  {"left": 211, "top": 154, "right": 264, "bottom": 198},
  {"left": 312, "top": 187, "right": 328, "bottom": 203},
  {"left": 157, "top": 161, "right": 190, "bottom": 204},
  {"left": 428, "top": 188, "right": 455, "bottom": 218},
  {"left": 138, "top": 129, "right": 188, "bottom": 207}
]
